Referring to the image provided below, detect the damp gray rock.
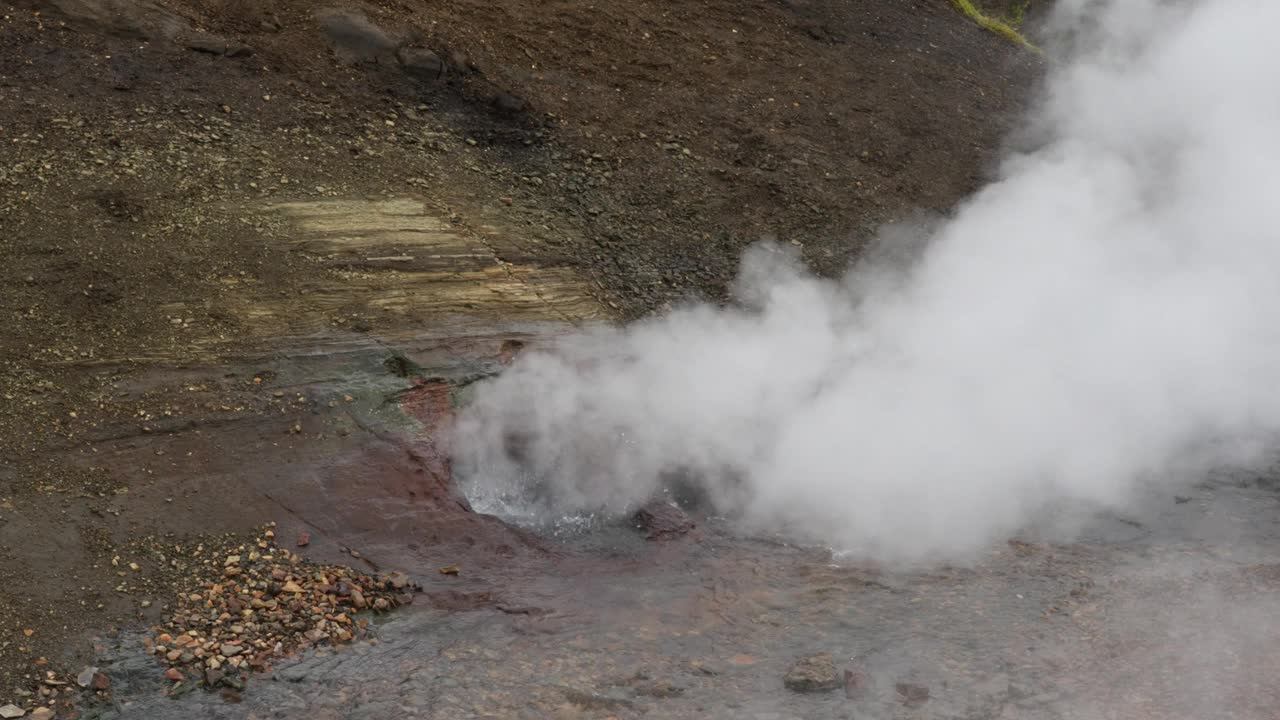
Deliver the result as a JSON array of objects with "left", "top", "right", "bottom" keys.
[
  {"left": 632, "top": 500, "right": 695, "bottom": 540},
  {"left": 41, "top": 0, "right": 188, "bottom": 40},
  {"left": 317, "top": 9, "right": 397, "bottom": 63},
  {"left": 783, "top": 653, "right": 841, "bottom": 693},
  {"left": 186, "top": 33, "right": 253, "bottom": 57}
]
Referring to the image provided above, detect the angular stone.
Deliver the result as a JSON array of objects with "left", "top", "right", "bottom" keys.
[
  {"left": 896, "top": 682, "right": 930, "bottom": 706},
  {"left": 186, "top": 33, "right": 252, "bottom": 57},
  {"left": 844, "top": 667, "right": 870, "bottom": 699},
  {"left": 632, "top": 500, "right": 695, "bottom": 540},
  {"left": 317, "top": 9, "right": 395, "bottom": 63},
  {"left": 783, "top": 653, "right": 841, "bottom": 693},
  {"left": 397, "top": 47, "right": 444, "bottom": 79}
]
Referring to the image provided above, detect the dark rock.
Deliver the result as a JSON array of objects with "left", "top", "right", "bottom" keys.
[
  {"left": 220, "top": 688, "right": 243, "bottom": 703},
  {"left": 222, "top": 674, "right": 246, "bottom": 691},
  {"left": 447, "top": 49, "right": 479, "bottom": 75},
  {"left": 90, "top": 672, "right": 111, "bottom": 691},
  {"left": 186, "top": 33, "right": 253, "bottom": 57},
  {"left": 631, "top": 679, "right": 685, "bottom": 698},
  {"left": 632, "top": 500, "right": 695, "bottom": 540},
  {"left": 557, "top": 687, "right": 636, "bottom": 712},
  {"left": 493, "top": 91, "right": 528, "bottom": 114},
  {"left": 896, "top": 682, "right": 930, "bottom": 706},
  {"left": 397, "top": 47, "right": 445, "bottom": 80},
  {"left": 844, "top": 667, "right": 869, "bottom": 699},
  {"left": 783, "top": 653, "right": 841, "bottom": 693}
]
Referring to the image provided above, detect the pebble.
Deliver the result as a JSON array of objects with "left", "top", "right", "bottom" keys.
[
  {"left": 0, "top": 705, "right": 22, "bottom": 719},
  {"left": 30, "top": 710, "right": 53, "bottom": 720},
  {"left": 896, "top": 682, "right": 930, "bottom": 706},
  {"left": 150, "top": 528, "right": 418, "bottom": 691},
  {"left": 844, "top": 668, "right": 869, "bottom": 699}
]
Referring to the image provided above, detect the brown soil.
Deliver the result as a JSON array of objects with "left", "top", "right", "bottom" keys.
[{"left": 0, "top": 0, "right": 1043, "bottom": 706}]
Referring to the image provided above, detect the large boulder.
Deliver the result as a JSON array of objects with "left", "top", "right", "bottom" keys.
[
  {"left": 32, "top": 0, "right": 188, "bottom": 40},
  {"left": 317, "top": 9, "right": 397, "bottom": 64}
]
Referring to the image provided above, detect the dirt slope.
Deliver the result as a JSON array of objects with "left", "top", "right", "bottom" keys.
[{"left": 0, "top": 0, "right": 1042, "bottom": 707}]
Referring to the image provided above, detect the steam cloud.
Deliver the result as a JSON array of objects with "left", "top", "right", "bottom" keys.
[{"left": 452, "top": 0, "right": 1280, "bottom": 563}]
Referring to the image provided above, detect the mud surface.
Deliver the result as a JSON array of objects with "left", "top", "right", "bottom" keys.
[
  {"left": 0, "top": 0, "right": 1052, "bottom": 710},
  {"left": 89, "top": 474, "right": 1280, "bottom": 719}
]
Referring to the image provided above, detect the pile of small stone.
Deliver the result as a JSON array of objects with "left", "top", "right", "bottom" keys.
[{"left": 148, "top": 525, "right": 417, "bottom": 690}]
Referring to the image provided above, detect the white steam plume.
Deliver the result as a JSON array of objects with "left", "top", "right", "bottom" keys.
[{"left": 452, "top": 0, "right": 1280, "bottom": 564}]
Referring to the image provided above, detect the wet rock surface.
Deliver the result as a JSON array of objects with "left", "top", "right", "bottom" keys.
[
  {"left": 29, "top": 0, "right": 189, "bottom": 40},
  {"left": 631, "top": 500, "right": 697, "bottom": 541},
  {"left": 78, "top": 477, "right": 1280, "bottom": 720}
]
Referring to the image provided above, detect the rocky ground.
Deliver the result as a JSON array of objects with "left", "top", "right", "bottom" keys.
[{"left": 0, "top": 0, "right": 1044, "bottom": 714}]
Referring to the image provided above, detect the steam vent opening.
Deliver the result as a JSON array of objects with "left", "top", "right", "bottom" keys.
[{"left": 6, "top": 0, "right": 1280, "bottom": 718}]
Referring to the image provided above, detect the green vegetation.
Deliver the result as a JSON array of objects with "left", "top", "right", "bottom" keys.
[
  {"left": 1008, "top": 0, "right": 1032, "bottom": 26},
  {"left": 951, "top": 0, "right": 1042, "bottom": 55}
]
